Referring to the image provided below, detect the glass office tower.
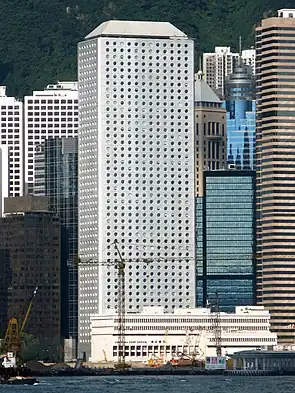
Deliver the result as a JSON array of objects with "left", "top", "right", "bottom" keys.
[
  {"left": 225, "top": 62, "right": 256, "bottom": 169},
  {"left": 196, "top": 170, "right": 256, "bottom": 311},
  {"left": 34, "top": 136, "right": 78, "bottom": 352}
]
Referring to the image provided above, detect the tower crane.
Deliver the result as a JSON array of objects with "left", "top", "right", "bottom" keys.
[
  {"left": 208, "top": 292, "right": 222, "bottom": 357},
  {"left": 78, "top": 240, "right": 153, "bottom": 369},
  {"left": 78, "top": 241, "right": 196, "bottom": 369}
]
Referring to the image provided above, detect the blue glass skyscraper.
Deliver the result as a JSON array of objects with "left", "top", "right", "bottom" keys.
[
  {"left": 225, "top": 62, "right": 256, "bottom": 169},
  {"left": 196, "top": 170, "right": 256, "bottom": 311}
]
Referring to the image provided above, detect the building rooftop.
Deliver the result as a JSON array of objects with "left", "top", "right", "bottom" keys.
[
  {"left": 215, "top": 46, "right": 231, "bottom": 54},
  {"left": 231, "top": 350, "right": 295, "bottom": 358},
  {"left": 195, "top": 71, "right": 222, "bottom": 103},
  {"left": 45, "top": 81, "right": 78, "bottom": 91},
  {"left": 4, "top": 195, "right": 50, "bottom": 215},
  {"left": 94, "top": 305, "right": 270, "bottom": 317},
  {"left": 0, "top": 86, "right": 6, "bottom": 97},
  {"left": 85, "top": 20, "right": 187, "bottom": 40},
  {"left": 278, "top": 9, "right": 295, "bottom": 18},
  {"left": 29, "top": 81, "right": 78, "bottom": 97}
]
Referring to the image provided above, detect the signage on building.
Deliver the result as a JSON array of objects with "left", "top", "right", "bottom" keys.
[
  {"left": 3, "top": 352, "right": 16, "bottom": 368},
  {"left": 205, "top": 356, "right": 226, "bottom": 370}
]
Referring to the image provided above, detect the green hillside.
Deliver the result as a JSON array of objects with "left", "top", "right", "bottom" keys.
[{"left": 0, "top": 0, "right": 293, "bottom": 96}]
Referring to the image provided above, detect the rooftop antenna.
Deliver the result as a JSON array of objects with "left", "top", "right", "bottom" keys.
[
  {"left": 196, "top": 54, "right": 204, "bottom": 80},
  {"left": 239, "top": 35, "right": 242, "bottom": 66}
]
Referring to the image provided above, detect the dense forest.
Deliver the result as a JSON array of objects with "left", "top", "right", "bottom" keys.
[{"left": 0, "top": 0, "right": 294, "bottom": 96}]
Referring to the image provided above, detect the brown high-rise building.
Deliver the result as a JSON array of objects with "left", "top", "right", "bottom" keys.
[
  {"left": 194, "top": 71, "right": 227, "bottom": 196},
  {"left": 256, "top": 9, "right": 295, "bottom": 342},
  {"left": 0, "top": 196, "right": 61, "bottom": 348}
]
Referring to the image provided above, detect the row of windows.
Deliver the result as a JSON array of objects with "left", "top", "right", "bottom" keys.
[
  {"left": 27, "top": 112, "right": 77, "bottom": 116},
  {"left": 209, "top": 337, "right": 274, "bottom": 342},
  {"left": 105, "top": 41, "right": 189, "bottom": 48},
  {"left": 0, "top": 105, "right": 20, "bottom": 110},
  {"left": 104, "top": 47, "right": 190, "bottom": 55},
  {"left": 27, "top": 118, "right": 78, "bottom": 122},
  {"left": 26, "top": 100, "right": 78, "bottom": 105},
  {"left": 114, "top": 318, "right": 267, "bottom": 324},
  {"left": 112, "top": 325, "right": 268, "bottom": 331}
]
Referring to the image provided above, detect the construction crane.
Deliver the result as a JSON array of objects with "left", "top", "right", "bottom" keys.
[
  {"left": 102, "top": 349, "right": 108, "bottom": 363},
  {"left": 208, "top": 292, "right": 222, "bottom": 357},
  {"left": 78, "top": 240, "right": 153, "bottom": 369},
  {"left": 1, "top": 286, "right": 38, "bottom": 365},
  {"left": 170, "top": 327, "right": 204, "bottom": 367},
  {"left": 20, "top": 286, "right": 38, "bottom": 333},
  {"left": 79, "top": 242, "right": 196, "bottom": 369}
]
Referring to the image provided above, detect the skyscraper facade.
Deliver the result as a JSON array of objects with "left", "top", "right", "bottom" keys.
[
  {"left": 194, "top": 71, "right": 227, "bottom": 196},
  {"left": 256, "top": 8, "right": 295, "bottom": 342},
  {"left": 78, "top": 20, "right": 196, "bottom": 357},
  {"left": 196, "top": 171, "right": 256, "bottom": 311},
  {"left": 0, "top": 145, "right": 9, "bottom": 215},
  {"left": 34, "top": 137, "right": 78, "bottom": 347},
  {"left": 0, "top": 86, "right": 23, "bottom": 197},
  {"left": 203, "top": 47, "right": 255, "bottom": 98},
  {"left": 0, "top": 196, "right": 61, "bottom": 346},
  {"left": 225, "top": 62, "right": 256, "bottom": 170},
  {"left": 24, "top": 82, "right": 78, "bottom": 194}
]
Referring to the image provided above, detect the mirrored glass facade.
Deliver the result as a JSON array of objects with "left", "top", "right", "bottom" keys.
[
  {"left": 226, "top": 101, "right": 256, "bottom": 170},
  {"left": 225, "top": 63, "right": 256, "bottom": 170},
  {"left": 34, "top": 137, "right": 78, "bottom": 344},
  {"left": 196, "top": 170, "right": 256, "bottom": 311}
]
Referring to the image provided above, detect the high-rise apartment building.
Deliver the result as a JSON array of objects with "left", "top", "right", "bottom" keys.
[
  {"left": 0, "top": 196, "right": 61, "bottom": 346},
  {"left": 0, "top": 146, "right": 9, "bottom": 215},
  {"left": 78, "top": 20, "right": 196, "bottom": 357},
  {"left": 194, "top": 71, "right": 226, "bottom": 196},
  {"left": 242, "top": 49, "right": 256, "bottom": 74},
  {"left": 256, "top": 8, "right": 295, "bottom": 343},
  {"left": 196, "top": 170, "right": 256, "bottom": 311},
  {"left": 34, "top": 136, "right": 78, "bottom": 351},
  {"left": 225, "top": 61, "right": 256, "bottom": 169},
  {"left": 203, "top": 46, "right": 255, "bottom": 98},
  {"left": 0, "top": 86, "right": 23, "bottom": 197},
  {"left": 24, "top": 81, "right": 78, "bottom": 194}
]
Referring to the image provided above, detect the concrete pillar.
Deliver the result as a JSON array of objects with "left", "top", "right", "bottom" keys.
[
  {"left": 255, "top": 357, "right": 258, "bottom": 370},
  {"left": 233, "top": 358, "right": 237, "bottom": 370},
  {"left": 262, "top": 357, "right": 266, "bottom": 371}
]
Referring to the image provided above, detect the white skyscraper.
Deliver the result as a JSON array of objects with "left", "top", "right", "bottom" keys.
[
  {"left": 242, "top": 48, "right": 256, "bottom": 75},
  {"left": 0, "top": 145, "right": 9, "bottom": 215},
  {"left": 203, "top": 46, "right": 255, "bottom": 97},
  {"left": 24, "top": 81, "right": 78, "bottom": 194},
  {"left": 78, "top": 20, "right": 196, "bottom": 357},
  {"left": 0, "top": 86, "right": 23, "bottom": 197}
]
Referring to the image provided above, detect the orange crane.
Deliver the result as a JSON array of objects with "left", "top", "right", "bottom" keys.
[{"left": 1, "top": 286, "right": 38, "bottom": 365}]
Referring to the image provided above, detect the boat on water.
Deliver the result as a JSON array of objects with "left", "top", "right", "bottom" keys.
[{"left": 5, "top": 376, "right": 39, "bottom": 385}]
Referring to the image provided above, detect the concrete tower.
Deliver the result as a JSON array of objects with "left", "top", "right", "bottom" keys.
[
  {"left": 194, "top": 71, "right": 227, "bottom": 196},
  {"left": 256, "top": 9, "right": 295, "bottom": 343},
  {"left": 78, "top": 20, "right": 196, "bottom": 357}
]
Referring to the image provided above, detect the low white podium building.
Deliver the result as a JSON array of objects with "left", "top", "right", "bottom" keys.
[{"left": 90, "top": 306, "right": 277, "bottom": 363}]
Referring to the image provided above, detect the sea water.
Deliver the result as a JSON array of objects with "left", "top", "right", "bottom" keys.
[{"left": 2, "top": 375, "right": 295, "bottom": 393}]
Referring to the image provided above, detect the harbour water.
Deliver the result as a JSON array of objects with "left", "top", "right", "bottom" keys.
[{"left": 2, "top": 375, "right": 295, "bottom": 392}]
